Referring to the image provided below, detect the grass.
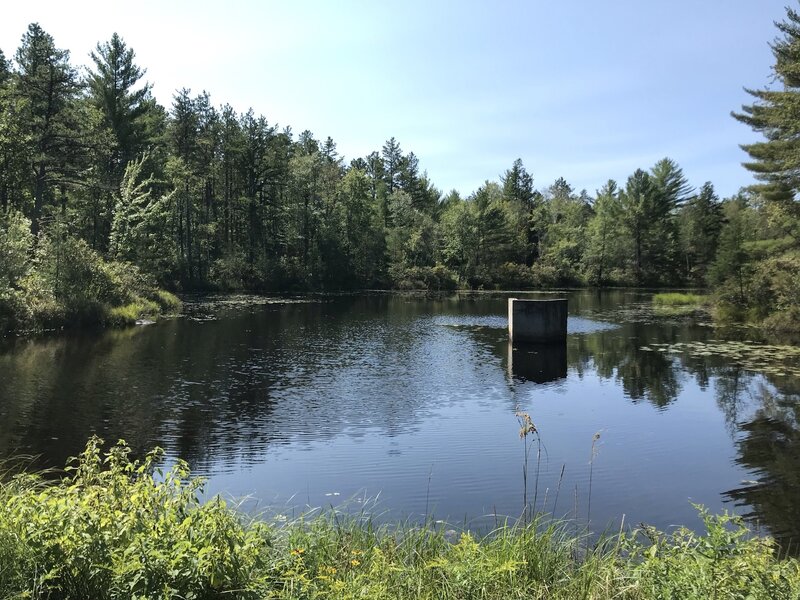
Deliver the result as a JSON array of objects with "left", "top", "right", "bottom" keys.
[
  {"left": 153, "top": 289, "right": 182, "bottom": 313},
  {"left": 105, "top": 297, "right": 161, "bottom": 326},
  {"left": 1, "top": 438, "right": 799, "bottom": 599},
  {"left": 104, "top": 290, "right": 181, "bottom": 326},
  {"left": 652, "top": 292, "right": 709, "bottom": 306}
]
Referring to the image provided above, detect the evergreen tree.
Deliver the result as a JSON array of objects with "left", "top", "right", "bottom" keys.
[
  {"left": 709, "top": 195, "right": 754, "bottom": 304},
  {"left": 733, "top": 5, "right": 800, "bottom": 203},
  {"left": 583, "top": 180, "right": 624, "bottom": 285},
  {"left": 337, "top": 168, "right": 384, "bottom": 284},
  {"left": 648, "top": 157, "right": 689, "bottom": 281},
  {"left": 678, "top": 182, "right": 723, "bottom": 284},
  {"left": 381, "top": 137, "right": 402, "bottom": 194},
  {"left": 619, "top": 169, "right": 657, "bottom": 285},
  {"left": 110, "top": 153, "right": 175, "bottom": 277},
  {"left": 651, "top": 157, "right": 692, "bottom": 209},
  {"left": 87, "top": 33, "right": 159, "bottom": 176},
  {"left": 82, "top": 34, "right": 164, "bottom": 253},
  {"left": 13, "top": 23, "right": 84, "bottom": 233},
  {"left": 0, "top": 49, "right": 9, "bottom": 82},
  {"left": 0, "top": 49, "right": 27, "bottom": 212},
  {"left": 501, "top": 158, "right": 535, "bottom": 208},
  {"left": 501, "top": 158, "right": 539, "bottom": 264}
]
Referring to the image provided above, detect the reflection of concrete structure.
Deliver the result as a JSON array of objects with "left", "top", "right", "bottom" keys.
[
  {"left": 508, "top": 298, "right": 567, "bottom": 342},
  {"left": 508, "top": 341, "right": 567, "bottom": 384}
]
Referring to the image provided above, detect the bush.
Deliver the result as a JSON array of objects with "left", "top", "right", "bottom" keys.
[
  {"left": 0, "top": 210, "right": 33, "bottom": 288},
  {"left": 0, "top": 222, "right": 180, "bottom": 333},
  {"left": 0, "top": 438, "right": 271, "bottom": 599},
  {"left": 711, "top": 250, "right": 800, "bottom": 332},
  {"left": 33, "top": 232, "right": 117, "bottom": 322},
  {"left": 210, "top": 250, "right": 253, "bottom": 290},
  {"left": 493, "top": 262, "right": 537, "bottom": 289},
  {"left": 391, "top": 265, "right": 458, "bottom": 291},
  {"left": 529, "top": 261, "right": 560, "bottom": 288},
  {"left": 1, "top": 440, "right": 799, "bottom": 599}
]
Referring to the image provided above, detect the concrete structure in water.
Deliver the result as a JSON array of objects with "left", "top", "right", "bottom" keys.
[{"left": 507, "top": 298, "right": 568, "bottom": 343}]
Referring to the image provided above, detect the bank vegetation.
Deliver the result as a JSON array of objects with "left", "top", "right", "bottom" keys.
[{"left": 0, "top": 439, "right": 798, "bottom": 599}]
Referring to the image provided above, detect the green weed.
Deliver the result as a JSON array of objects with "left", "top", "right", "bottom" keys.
[
  {"left": 1, "top": 439, "right": 798, "bottom": 599},
  {"left": 652, "top": 292, "right": 708, "bottom": 306}
]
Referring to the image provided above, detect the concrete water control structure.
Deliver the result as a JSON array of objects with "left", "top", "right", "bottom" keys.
[{"left": 508, "top": 298, "right": 568, "bottom": 343}]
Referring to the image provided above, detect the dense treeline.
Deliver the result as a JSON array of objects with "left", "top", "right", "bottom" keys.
[{"left": 0, "top": 18, "right": 798, "bottom": 330}]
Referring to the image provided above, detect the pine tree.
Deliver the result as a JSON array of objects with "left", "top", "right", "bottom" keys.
[
  {"left": 501, "top": 158, "right": 535, "bottom": 209},
  {"left": 381, "top": 137, "right": 402, "bottom": 194},
  {"left": 619, "top": 169, "right": 656, "bottom": 285},
  {"left": 87, "top": 33, "right": 158, "bottom": 176},
  {"left": 679, "top": 182, "right": 723, "bottom": 284},
  {"left": 13, "top": 23, "right": 84, "bottom": 233},
  {"left": 733, "top": 5, "right": 800, "bottom": 204},
  {"left": 0, "top": 48, "right": 27, "bottom": 212},
  {"left": 0, "top": 49, "right": 9, "bottom": 82}
]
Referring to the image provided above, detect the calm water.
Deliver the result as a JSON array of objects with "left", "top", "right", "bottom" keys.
[{"left": 1, "top": 291, "right": 798, "bottom": 545}]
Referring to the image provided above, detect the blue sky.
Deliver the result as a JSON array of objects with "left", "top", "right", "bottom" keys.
[{"left": 0, "top": 1, "right": 787, "bottom": 198}]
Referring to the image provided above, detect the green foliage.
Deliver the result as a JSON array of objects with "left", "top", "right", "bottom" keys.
[
  {"left": 722, "top": 5, "right": 800, "bottom": 330},
  {"left": 0, "top": 21, "right": 797, "bottom": 333},
  {"left": 153, "top": 289, "right": 181, "bottom": 312},
  {"left": 0, "top": 210, "right": 33, "bottom": 287},
  {"left": 12, "top": 23, "right": 85, "bottom": 235},
  {"left": 750, "top": 251, "right": 800, "bottom": 332},
  {"left": 0, "top": 438, "right": 271, "bottom": 599},
  {"left": 0, "top": 215, "right": 178, "bottom": 332},
  {"left": 708, "top": 193, "right": 800, "bottom": 331},
  {"left": 111, "top": 153, "right": 177, "bottom": 280},
  {"left": 1, "top": 440, "right": 799, "bottom": 599},
  {"left": 733, "top": 6, "right": 800, "bottom": 202},
  {"left": 389, "top": 264, "right": 457, "bottom": 291},
  {"left": 652, "top": 293, "right": 708, "bottom": 306},
  {"left": 493, "top": 262, "right": 537, "bottom": 289},
  {"left": 106, "top": 298, "right": 160, "bottom": 326},
  {"left": 583, "top": 180, "right": 624, "bottom": 286},
  {"left": 626, "top": 507, "right": 800, "bottom": 600},
  {"left": 678, "top": 182, "right": 724, "bottom": 285},
  {"left": 619, "top": 168, "right": 679, "bottom": 286},
  {"left": 531, "top": 178, "right": 592, "bottom": 285}
]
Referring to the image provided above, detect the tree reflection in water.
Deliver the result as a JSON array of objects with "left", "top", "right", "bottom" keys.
[{"left": 723, "top": 380, "right": 800, "bottom": 552}]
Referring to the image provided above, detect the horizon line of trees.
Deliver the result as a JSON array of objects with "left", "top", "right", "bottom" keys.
[{"left": 0, "top": 19, "right": 797, "bottom": 329}]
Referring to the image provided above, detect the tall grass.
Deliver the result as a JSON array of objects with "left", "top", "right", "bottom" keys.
[
  {"left": 1, "top": 438, "right": 798, "bottom": 599},
  {"left": 652, "top": 292, "right": 709, "bottom": 306}
]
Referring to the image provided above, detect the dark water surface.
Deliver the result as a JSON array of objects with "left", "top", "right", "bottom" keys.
[{"left": 1, "top": 291, "right": 799, "bottom": 544}]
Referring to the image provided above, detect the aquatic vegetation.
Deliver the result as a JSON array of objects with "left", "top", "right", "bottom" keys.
[
  {"left": 652, "top": 292, "right": 709, "bottom": 306},
  {"left": 639, "top": 340, "right": 800, "bottom": 378},
  {"left": 651, "top": 293, "right": 711, "bottom": 318},
  {"left": 1, "top": 438, "right": 799, "bottom": 599},
  {"left": 585, "top": 300, "right": 713, "bottom": 327},
  {"left": 180, "top": 294, "right": 322, "bottom": 322}
]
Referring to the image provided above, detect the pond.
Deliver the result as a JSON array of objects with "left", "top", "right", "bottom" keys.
[{"left": 1, "top": 290, "right": 798, "bottom": 546}]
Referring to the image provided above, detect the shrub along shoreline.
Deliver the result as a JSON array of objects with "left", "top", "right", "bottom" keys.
[
  {"left": 1, "top": 439, "right": 798, "bottom": 599},
  {"left": 0, "top": 211, "right": 180, "bottom": 334},
  {"left": 1, "top": 202, "right": 793, "bottom": 337}
]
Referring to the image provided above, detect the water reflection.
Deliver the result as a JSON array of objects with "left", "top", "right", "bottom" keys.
[
  {"left": 0, "top": 291, "right": 799, "bottom": 549},
  {"left": 723, "top": 381, "right": 800, "bottom": 549},
  {"left": 508, "top": 341, "right": 567, "bottom": 384}
]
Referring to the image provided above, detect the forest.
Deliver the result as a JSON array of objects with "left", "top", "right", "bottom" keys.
[{"left": 0, "top": 22, "right": 798, "bottom": 332}]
